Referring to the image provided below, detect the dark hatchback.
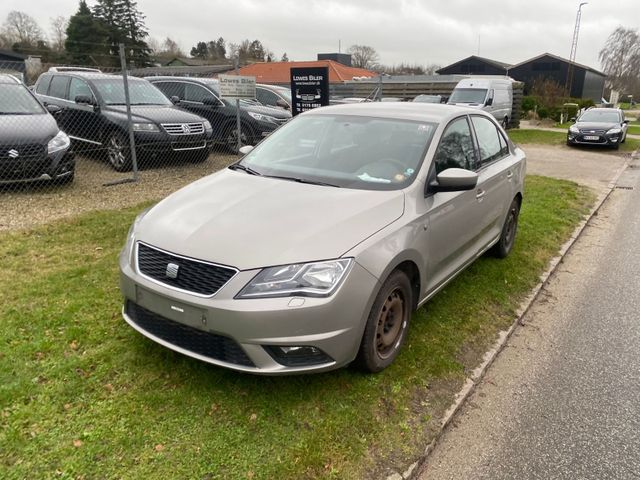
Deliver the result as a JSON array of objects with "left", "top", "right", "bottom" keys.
[
  {"left": 0, "top": 74, "right": 74, "bottom": 185},
  {"left": 147, "top": 77, "right": 291, "bottom": 153},
  {"left": 567, "top": 108, "right": 629, "bottom": 149},
  {"left": 33, "top": 71, "right": 213, "bottom": 171}
]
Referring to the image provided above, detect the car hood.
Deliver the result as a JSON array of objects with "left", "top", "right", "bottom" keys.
[
  {"left": 0, "top": 113, "right": 59, "bottom": 144},
  {"left": 236, "top": 102, "right": 291, "bottom": 119},
  {"left": 575, "top": 121, "right": 620, "bottom": 131},
  {"left": 104, "top": 105, "right": 206, "bottom": 124},
  {"left": 136, "top": 169, "right": 405, "bottom": 270}
]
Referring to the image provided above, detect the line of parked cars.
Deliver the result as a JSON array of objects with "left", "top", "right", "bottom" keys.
[{"left": 0, "top": 69, "right": 293, "bottom": 185}]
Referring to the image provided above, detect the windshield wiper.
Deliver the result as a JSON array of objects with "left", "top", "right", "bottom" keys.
[
  {"left": 264, "top": 175, "right": 340, "bottom": 187},
  {"left": 228, "top": 163, "right": 262, "bottom": 176}
]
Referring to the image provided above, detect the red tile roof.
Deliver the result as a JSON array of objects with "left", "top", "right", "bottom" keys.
[{"left": 234, "top": 60, "right": 377, "bottom": 84}]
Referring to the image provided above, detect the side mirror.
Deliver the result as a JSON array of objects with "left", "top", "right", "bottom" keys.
[
  {"left": 428, "top": 168, "right": 478, "bottom": 194},
  {"left": 485, "top": 97, "right": 493, "bottom": 106},
  {"left": 276, "top": 98, "right": 290, "bottom": 109},
  {"left": 623, "top": 119, "right": 629, "bottom": 124},
  {"left": 46, "top": 104, "right": 62, "bottom": 114},
  {"left": 170, "top": 95, "right": 181, "bottom": 105},
  {"left": 238, "top": 145, "right": 254, "bottom": 155},
  {"left": 202, "top": 97, "right": 218, "bottom": 106},
  {"left": 570, "top": 117, "right": 576, "bottom": 122},
  {"left": 75, "top": 94, "right": 93, "bottom": 105}
]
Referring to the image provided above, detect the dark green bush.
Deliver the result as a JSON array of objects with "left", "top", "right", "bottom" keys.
[{"left": 522, "top": 96, "right": 537, "bottom": 113}]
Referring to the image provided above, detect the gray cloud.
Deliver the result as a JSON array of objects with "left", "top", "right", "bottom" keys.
[{"left": 2, "top": 0, "right": 638, "bottom": 70}]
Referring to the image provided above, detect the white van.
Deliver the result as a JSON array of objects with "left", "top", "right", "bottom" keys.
[{"left": 447, "top": 78, "right": 513, "bottom": 128}]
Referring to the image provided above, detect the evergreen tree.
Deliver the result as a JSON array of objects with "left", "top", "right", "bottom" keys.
[
  {"left": 93, "top": 0, "right": 151, "bottom": 66},
  {"left": 281, "top": 52, "right": 289, "bottom": 62},
  {"left": 65, "top": 1, "right": 109, "bottom": 65}
]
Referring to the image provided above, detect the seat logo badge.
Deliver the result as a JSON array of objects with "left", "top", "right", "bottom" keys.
[
  {"left": 8, "top": 149, "right": 19, "bottom": 158},
  {"left": 182, "top": 124, "right": 191, "bottom": 134},
  {"left": 166, "top": 262, "right": 180, "bottom": 279}
]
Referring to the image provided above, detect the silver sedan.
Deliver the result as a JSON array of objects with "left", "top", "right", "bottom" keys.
[{"left": 119, "top": 103, "right": 526, "bottom": 374}]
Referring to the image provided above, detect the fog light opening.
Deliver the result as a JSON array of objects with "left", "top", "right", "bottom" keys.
[{"left": 264, "top": 345, "right": 333, "bottom": 367}]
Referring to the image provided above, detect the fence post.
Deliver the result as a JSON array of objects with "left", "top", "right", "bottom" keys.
[
  {"left": 234, "top": 58, "right": 241, "bottom": 155},
  {"left": 119, "top": 43, "right": 139, "bottom": 180}
]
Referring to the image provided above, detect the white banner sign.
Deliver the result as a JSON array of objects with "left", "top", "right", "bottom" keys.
[{"left": 218, "top": 75, "right": 256, "bottom": 99}]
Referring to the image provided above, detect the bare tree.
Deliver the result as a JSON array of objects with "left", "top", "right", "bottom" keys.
[
  {"left": 347, "top": 44, "right": 379, "bottom": 69},
  {"left": 599, "top": 26, "right": 640, "bottom": 96},
  {"left": 50, "top": 16, "right": 68, "bottom": 52},
  {"left": 2, "top": 11, "right": 44, "bottom": 46}
]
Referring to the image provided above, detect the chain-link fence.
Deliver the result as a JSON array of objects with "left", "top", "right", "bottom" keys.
[{"left": 1, "top": 46, "right": 291, "bottom": 231}]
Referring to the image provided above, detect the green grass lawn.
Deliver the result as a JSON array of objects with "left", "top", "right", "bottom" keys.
[
  {"left": 628, "top": 125, "right": 640, "bottom": 135},
  {"left": 0, "top": 176, "right": 594, "bottom": 479},
  {"left": 509, "top": 129, "right": 640, "bottom": 152}
]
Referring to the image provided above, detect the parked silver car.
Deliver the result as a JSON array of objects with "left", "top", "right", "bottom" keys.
[{"left": 119, "top": 103, "right": 526, "bottom": 374}]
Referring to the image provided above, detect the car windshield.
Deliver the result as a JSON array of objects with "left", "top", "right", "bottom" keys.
[
  {"left": 92, "top": 78, "right": 171, "bottom": 106},
  {"left": 413, "top": 95, "right": 440, "bottom": 103},
  {"left": 578, "top": 110, "right": 620, "bottom": 123},
  {"left": 448, "top": 88, "right": 488, "bottom": 104},
  {"left": 238, "top": 114, "right": 436, "bottom": 190},
  {"left": 0, "top": 84, "right": 45, "bottom": 114}
]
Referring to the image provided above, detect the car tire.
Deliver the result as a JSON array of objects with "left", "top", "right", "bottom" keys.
[
  {"left": 106, "top": 131, "right": 133, "bottom": 172},
  {"left": 502, "top": 117, "right": 509, "bottom": 129},
  {"left": 355, "top": 270, "right": 413, "bottom": 373},
  {"left": 492, "top": 197, "right": 520, "bottom": 258},
  {"left": 621, "top": 132, "right": 626, "bottom": 144},
  {"left": 188, "top": 148, "right": 210, "bottom": 163},
  {"left": 224, "top": 124, "right": 250, "bottom": 154},
  {"left": 612, "top": 142, "right": 620, "bottom": 150}
]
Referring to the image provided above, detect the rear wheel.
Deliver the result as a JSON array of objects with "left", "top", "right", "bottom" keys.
[
  {"left": 355, "top": 270, "right": 412, "bottom": 373},
  {"left": 492, "top": 197, "right": 520, "bottom": 258},
  {"left": 106, "top": 131, "right": 132, "bottom": 172}
]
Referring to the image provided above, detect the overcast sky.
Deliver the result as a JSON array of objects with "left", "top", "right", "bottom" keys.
[{"left": 2, "top": 0, "right": 638, "bottom": 69}]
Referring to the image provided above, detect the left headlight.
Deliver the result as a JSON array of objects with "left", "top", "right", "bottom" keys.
[
  {"left": 606, "top": 128, "right": 621, "bottom": 135},
  {"left": 247, "top": 111, "right": 278, "bottom": 124},
  {"left": 237, "top": 258, "right": 353, "bottom": 299},
  {"left": 132, "top": 123, "right": 160, "bottom": 132},
  {"left": 47, "top": 130, "right": 70, "bottom": 155}
]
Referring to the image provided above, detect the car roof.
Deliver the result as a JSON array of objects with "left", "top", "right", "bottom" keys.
[
  {"left": 0, "top": 73, "right": 22, "bottom": 84},
  {"left": 146, "top": 76, "right": 212, "bottom": 83},
  {"left": 42, "top": 71, "right": 146, "bottom": 82},
  {"left": 304, "top": 102, "right": 489, "bottom": 124}
]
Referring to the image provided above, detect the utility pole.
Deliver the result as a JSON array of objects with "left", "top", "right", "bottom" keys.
[{"left": 565, "top": 2, "right": 587, "bottom": 96}]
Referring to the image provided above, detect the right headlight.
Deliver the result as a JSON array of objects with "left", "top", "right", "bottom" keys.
[
  {"left": 237, "top": 258, "right": 353, "bottom": 299},
  {"left": 569, "top": 125, "right": 579, "bottom": 134}
]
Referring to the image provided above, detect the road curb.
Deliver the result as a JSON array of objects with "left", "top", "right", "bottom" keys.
[{"left": 385, "top": 150, "right": 638, "bottom": 480}]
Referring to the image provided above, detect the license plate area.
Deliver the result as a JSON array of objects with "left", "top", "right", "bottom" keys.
[
  {"left": 584, "top": 135, "right": 600, "bottom": 141},
  {"left": 135, "top": 286, "right": 205, "bottom": 329}
]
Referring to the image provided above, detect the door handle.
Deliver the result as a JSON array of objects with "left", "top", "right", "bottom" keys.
[
  {"left": 476, "top": 189, "right": 485, "bottom": 200},
  {"left": 506, "top": 171, "right": 513, "bottom": 179}
]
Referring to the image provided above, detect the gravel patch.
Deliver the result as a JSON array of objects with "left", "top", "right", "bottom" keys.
[{"left": 0, "top": 150, "right": 236, "bottom": 232}]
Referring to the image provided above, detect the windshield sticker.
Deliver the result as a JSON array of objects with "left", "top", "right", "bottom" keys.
[{"left": 358, "top": 173, "right": 391, "bottom": 183}]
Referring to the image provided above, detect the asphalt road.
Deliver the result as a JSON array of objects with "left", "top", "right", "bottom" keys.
[{"left": 419, "top": 165, "right": 640, "bottom": 479}]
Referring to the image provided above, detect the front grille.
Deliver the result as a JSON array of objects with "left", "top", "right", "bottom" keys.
[
  {"left": 579, "top": 129, "right": 606, "bottom": 135},
  {"left": 0, "top": 143, "right": 49, "bottom": 180},
  {"left": 125, "top": 300, "right": 254, "bottom": 367},
  {"left": 137, "top": 242, "right": 237, "bottom": 296},
  {"left": 162, "top": 123, "right": 205, "bottom": 136}
]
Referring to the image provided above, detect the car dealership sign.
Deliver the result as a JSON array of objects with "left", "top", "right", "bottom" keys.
[
  {"left": 218, "top": 75, "right": 256, "bottom": 99},
  {"left": 290, "top": 67, "right": 329, "bottom": 116}
]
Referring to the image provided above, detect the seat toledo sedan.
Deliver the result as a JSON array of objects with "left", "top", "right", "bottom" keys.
[{"left": 120, "top": 103, "right": 526, "bottom": 374}]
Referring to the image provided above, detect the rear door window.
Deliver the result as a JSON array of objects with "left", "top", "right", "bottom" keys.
[
  {"left": 35, "top": 75, "right": 52, "bottom": 95},
  {"left": 471, "top": 116, "right": 506, "bottom": 166},
  {"left": 48, "top": 76, "right": 70, "bottom": 99}
]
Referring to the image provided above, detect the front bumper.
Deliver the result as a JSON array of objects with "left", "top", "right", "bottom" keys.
[
  {"left": 0, "top": 148, "right": 74, "bottom": 185},
  {"left": 119, "top": 249, "right": 379, "bottom": 375},
  {"left": 567, "top": 131, "right": 622, "bottom": 147},
  {"left": 133, "top": 130, "right": 213, "bottom": 156}
]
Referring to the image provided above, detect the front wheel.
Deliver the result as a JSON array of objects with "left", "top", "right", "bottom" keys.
[
  {"left": 355, "top": 270, "right": 412, "bottom": 373},
  {"left": 224, "top": 124, "right": 250, "bottom": 154},
  {"left": 492, "top": 197, "right": 520, "bottom": 258},
  {"left": 106, "top": 131, "right": 132, "bottom": 172}
]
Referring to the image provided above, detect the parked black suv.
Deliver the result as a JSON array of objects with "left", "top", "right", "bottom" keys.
[
  {"left": 0, "top": 74, "right": 74, "bottom": 185},
  {"left": 34, "top": 70, "right": 213, "bottom": 171},
  {"left": 567, "top": 107, "right": 629, "bottom": 149},
  {"left": 147, "top": 77, "right": 291, "bottom": 153}
]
